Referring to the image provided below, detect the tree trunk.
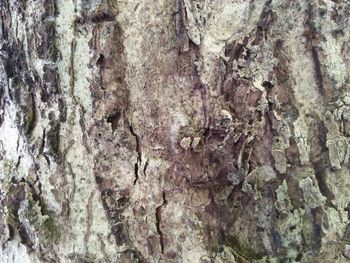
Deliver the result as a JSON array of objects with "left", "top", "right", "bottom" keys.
[{"left": 1, "top": 0, "right": 350, "bottom": 262}]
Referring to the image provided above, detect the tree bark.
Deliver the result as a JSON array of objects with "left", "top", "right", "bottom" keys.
[{"left": 1, "top": 0, "right": 350, "bottom": 262}]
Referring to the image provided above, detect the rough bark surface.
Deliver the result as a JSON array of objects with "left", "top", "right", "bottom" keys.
[{"left": 1, "top": 0, "right": 350, "bottom": 262}]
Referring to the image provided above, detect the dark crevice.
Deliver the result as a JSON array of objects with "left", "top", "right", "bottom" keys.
[
  {"left": 43, "top": 154, "right": 51, "bottom": 167},
  {"left": 345, "top": 204, "right": 350, "bottom": 221},
  {"left": 253, "top": 0, "right": 274, "bottom": 45},
  {"left": 262, "top": 80, "right": 274, "bottom": 90},
  {"left": 107, "top": 111, "right": 121, "bottom": 132},
  {"left": 69, "top": 39, "right": 76, "bottom": 97},
  {"left": 91, "top": 13, "right": 115, "bottom": 23},
  {"left": 96, "top": 53, "right": 105, "bottom": 66},
  {"left": 273, "top": 39, "right": 300, "bottom": 122},
  {"left": 295, "top": 253, "right": 303, "bottom": 261},
  {"left": 129, "top": 125, "right": 142, "bottom": 162},
  {"left": 304, "top": 4, "right": 325, "bottom": 97},
  {"left": 58, "top": 97, "right": 67, "bottom": 122},
  {"left": 15, "top": 156, "right": 21, "bottom": 169},
  {"left": 129, "top": 125, "right": 142, "bottom": 185},
  {"left": 313, "top": 161, "right": 335, "bottom": 208},
  {"left": 311, "top": 118, "right": 335, "bottom": 208},
  {"left": 143, "top": 159, "right": 149, "bottom": 177},
  {"left": 155, "top": 191, "right": 167, "bottom": 254},
  {"left": 18, "top": 225, "right": 35, "bottom": 251},
  {"left": 7, "top": 224, "right": 14, "bottom": 241},
  {"left": 45, "top": 122, "right": 61, "bottom": 160},
  {"left": 39, "top": 129, "right": 46, "bottom": 154},
  {"left": 311, "top": 46, "right": 324, "bottom": 95},
  {"left": 24, "top": 92, "right": 36, "bottom": 137},
  {"left": 77, "top": 11, "right": 116, "bottom": 25},
  {"left": 133, "top": 163, "right": 139, "bottom": 185},
  {"left": 310, "top": 207, "right": 324, "bottom": 252},
  {"left": 79, "top": 109, "right": 91, "bottom": 154}
]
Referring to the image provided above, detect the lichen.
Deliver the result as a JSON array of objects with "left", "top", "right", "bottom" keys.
[{"left": 299, "top": 177, "right": 326, "bottom": 209}]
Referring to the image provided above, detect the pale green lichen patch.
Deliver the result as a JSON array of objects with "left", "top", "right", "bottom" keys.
[
  {"left": 299, "top": 177, "right": 326, "bottom": 209},
  {"left": 1, "top": 159, "right": 18, "bottom": 178},
  {"left": 324, "top": 111, "right": 349, "bottom": 169},
  {"left": 275, "top": 180, "right": 293, "bottom": 214}
]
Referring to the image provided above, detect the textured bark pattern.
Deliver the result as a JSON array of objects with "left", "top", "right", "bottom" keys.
[{"left": 1, "top": 0, "right": 350, "bottom": 262}]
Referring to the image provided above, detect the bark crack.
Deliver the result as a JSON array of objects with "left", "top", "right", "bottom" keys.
[
  {"left": 84, "top": 191, "right": 94, "bottom": 254},
  {"left": 129, "top": 124, "right": 142, "bottom": 185},
  {"left": 143, "top": 159, "right": 149, "bottom": 177},
  {"left": 69, "top": 38, "right": 77, "bottom": 101},
  {"left": 39, "top": 129, "right": 46, "bottom": 155},
  {"left": 311, "top": 46, "right": 324, "bottom": 96},
  {"left": 304, "top": 3, "right": 325, "bottom": 96},
  {"left": 133, "top": 162, "right": 139, "bottom": 185},
  {"left": 79, "top": 108, "right": 91, "bottom": 154},
  {"left": 155, "top": 191, "right": 167, "bottom": 254},
  {"left": 67, "top": 163, "right": 76, "bottom": 202}
]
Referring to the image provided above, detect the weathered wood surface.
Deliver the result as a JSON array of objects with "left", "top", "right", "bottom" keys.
[{"left": 1, "top": 0, "right": 350, "bottom": 262}]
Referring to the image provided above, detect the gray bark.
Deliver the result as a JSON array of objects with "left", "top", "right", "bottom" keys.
[{"left": 1, "top": 0, "right": 350, "bottom": 262}]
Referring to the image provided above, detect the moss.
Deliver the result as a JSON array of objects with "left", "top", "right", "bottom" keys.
[
  {"left": 224, "top": 234, "right": 264, "bottom": 261},
  {"left": 40, "top": 202, "right": 61, "bottom": 244},
  {"left": 42, "top": 216, "right": 61, "bottom": 244},
  {"left": 25, "top": 196, "right": 61, "bottom": 244},
  {"left": 7, "top": 207, "right": 19, "bottom": 226}
]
